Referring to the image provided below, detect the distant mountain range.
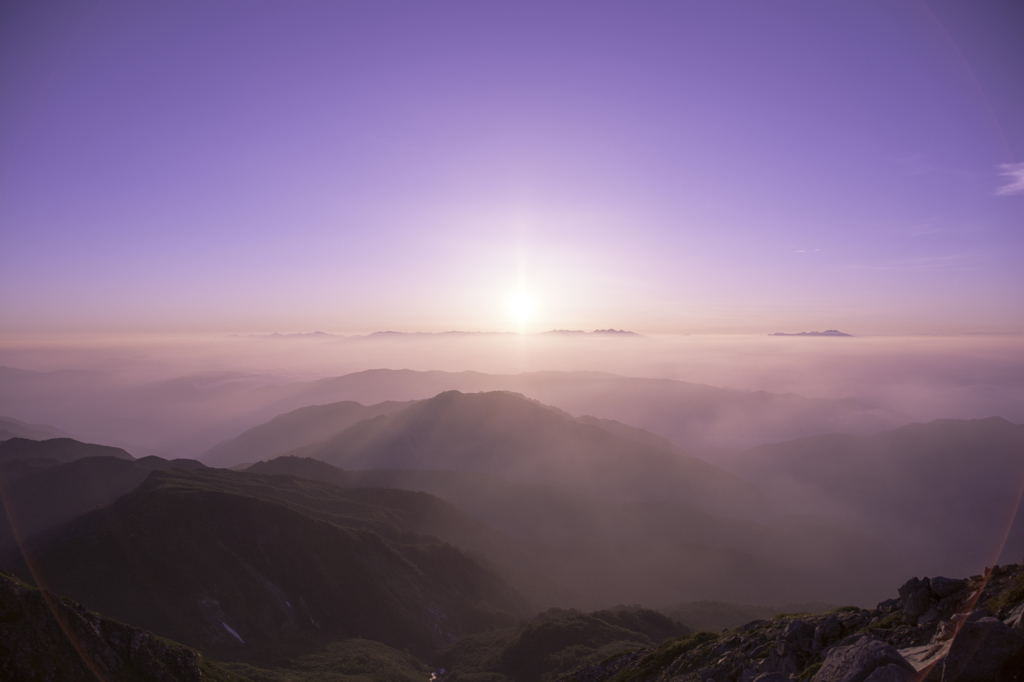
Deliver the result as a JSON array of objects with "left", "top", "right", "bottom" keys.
[
  {"left": 282, "top": 390, "right": 768, "bottom": 517},
  {"left": 231, "top": 329, "right": 640, "bottom": 340},
  {"left": 233, "top": 369, "right": 905, "bottom": 455},
  {"left": 770, "top": 329, "right": 853, "bottom": 336},
  {"left": 0, "top": 415, "right": 74, "bottom": 442},
  {"left": 0, "top": 366, "right": 908, "bottom": 457},
  {"left": 206, "top": 390, "right": 763, "bottom": 515},
  {"left": 203, "top": 399, "right": 414, "bottom": 467}
]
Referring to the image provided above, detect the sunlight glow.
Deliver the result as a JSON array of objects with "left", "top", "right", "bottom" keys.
[{"left": 509, "top": 293, "right": 534, "bottom": 326}]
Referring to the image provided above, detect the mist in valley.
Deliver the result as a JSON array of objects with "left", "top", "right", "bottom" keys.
[{"left": 3, "top": 331, "right": 1023, "bottom": 612}]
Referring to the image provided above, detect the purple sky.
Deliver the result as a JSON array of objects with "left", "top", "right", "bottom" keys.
[{"left": 1, "top": 0, "right": 1022, "bottom": 335}]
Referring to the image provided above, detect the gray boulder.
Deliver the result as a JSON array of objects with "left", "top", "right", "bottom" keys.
[
  {"left": 815, "top": 615, "right": 842, "bottom": 645},
  {"left": 964, "top": 608, "right": 992, "bottom": 622},
  {"left": 784, "top": 619, "right": 815, "bottom": 642},
  {"left": 753, "top": 674, "right": 793, "bottom": 682},
  {"left": 941, "top": 616, "right": 1024, "bottom": 682},
  {"left": 899, "top": 577, "right": 932, "bottom": 620},
  {"left": 930, "top": 577, "right": 967, "bottom": 600},
  {"left": 812, "top": 638, "right": 915, "bottom": 682}
]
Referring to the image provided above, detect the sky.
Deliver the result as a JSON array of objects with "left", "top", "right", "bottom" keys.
[{"left": 1, "top": 0, "right": 1022, "bottom": 335}]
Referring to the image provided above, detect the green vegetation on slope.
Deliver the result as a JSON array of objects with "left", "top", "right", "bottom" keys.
[
  {"left": 608, "top": 631, "right": 719, "bottom": 682},
  {"left": 433, "top": 607, "right": 689, "bottom": 682},
  {"left": 221, "top": 639, "right": 428, "bottom": 682},
  {"left": 660, "top": 600, "right": 837, "bottom": 632}
]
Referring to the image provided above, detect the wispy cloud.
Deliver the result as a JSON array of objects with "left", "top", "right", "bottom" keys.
[{"left": 995, "top": 163, "right": 1024, "bottom": 196}]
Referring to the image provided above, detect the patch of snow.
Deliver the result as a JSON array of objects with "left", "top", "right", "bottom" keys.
[{"left": 221, "top": 622, "right": 245, "bottom": 644}]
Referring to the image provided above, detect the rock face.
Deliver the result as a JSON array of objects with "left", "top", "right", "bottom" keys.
[
  {"left": 898, "top": 578, "right": 933, "bottom": 623},
  {"left": 941, "top": 617, "right": 1024, "bottom": 682},
  {"left": 811, "top": 638, "right": 914, "bottom": 682},
  {"left": 558, "top": 563, "right": 1024, "bottom": 682},
  {"left": 862, "top": 665, "right": 915, "bottom": 682},
  {"left": 0, "top": 570, "right": 243, "bottom": 682}
]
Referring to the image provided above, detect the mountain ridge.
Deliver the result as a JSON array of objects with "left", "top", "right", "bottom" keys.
[
  {"left": 9, "top": 468, "right": 528, "bottom": 661},
  {"left": 291, "top": 390, "right": 769, "bottom": 518}
]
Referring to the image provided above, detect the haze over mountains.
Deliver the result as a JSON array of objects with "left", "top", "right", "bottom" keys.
[
  {"left": 1, "top": 335, "right": 1022, "bottom": 681},
  {"left": 280, "top": 391, "right": 767, "bottom": 516},
  {"left": 0, "top": 365, "right": 909, "bottom": 461},
  {"left": 1, "top": 339, "right": 1023, "bottom": 680},
  {"left": 730, "top": 417, "right": 1024, "bottom": 576},
  {"left": 4, "top": 332, "right": 1021, "bottom": 458},
  {"left": 203, "top": 399, "right": 415, "bottom": 467},
  {"left": 0, "top": 415, "right": 74, "bottom": 442}
]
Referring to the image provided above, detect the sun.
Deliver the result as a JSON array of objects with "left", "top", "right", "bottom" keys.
[{"left": 509, "top": 292, "right": 534, "bottom": 325}]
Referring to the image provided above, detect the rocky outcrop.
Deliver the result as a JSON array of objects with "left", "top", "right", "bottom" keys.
[
  {"left": 560, "top": 563, "right": 1024, "bottom": 682},
  {"left": 941, "top": 616, "right": 1024, "bottom": 682},
  {"left": 812, "top": 638, "right": 914, "bottom": 682},
  {"left": 0, "top": 570, "right": 244, "bottom": 682}
]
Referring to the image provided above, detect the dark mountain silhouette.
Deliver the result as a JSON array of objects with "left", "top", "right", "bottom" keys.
[
  {"left": 135, "top": 455, "right": 208, "bottom": 471},
  {"left": 0, "top": 415, "right": 74, "bottom": 442},
  {"left": 0, "top": 454, "right": 206, "bottom": 553},
  {"left": 0, "top": 570, "right": 246, "bottom": 682},
  {"left": 203, "top": 399, "right": 414, "bottom": 468},
  {"left": 0, "top": 437, "right": 133, "bottom": 464},
  {"left": 7, "top": 468, "right": 528, "bottom": 662},
  {"left": 290, "top": 390, "right": 767, "bottom": 517},
  {"left": 730, "top": 417, "right": 1024, "bottom": 577}
]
